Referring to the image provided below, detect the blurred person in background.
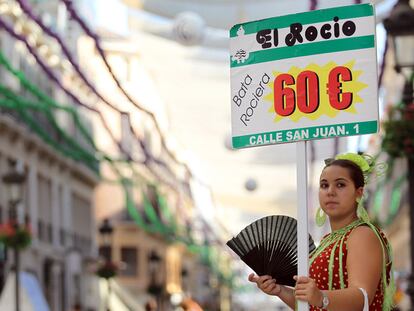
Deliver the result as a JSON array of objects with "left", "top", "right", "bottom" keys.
[
  {"left": 180, "top": 297, "right": 203, "bottom": 311},
  {"left": 145, "top": 298, "right": 158, "bottom": 311}
]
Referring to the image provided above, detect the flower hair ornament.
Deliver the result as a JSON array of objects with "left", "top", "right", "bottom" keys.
[{"left": 324, "top": 152, "right": 387, "bottom": 185}]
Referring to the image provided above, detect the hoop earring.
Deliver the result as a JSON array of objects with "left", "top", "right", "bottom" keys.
[{"left": 315, "top": 207, "right": 327, "bottom": 227}]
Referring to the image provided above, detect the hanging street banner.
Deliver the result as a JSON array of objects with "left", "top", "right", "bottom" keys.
[{"left": 230, "top": 4, "right": 379, "bottom": 149}]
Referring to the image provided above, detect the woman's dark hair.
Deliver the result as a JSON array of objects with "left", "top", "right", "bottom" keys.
[{"left": 324, "top": 159, "right": 365, "bottom": 188}]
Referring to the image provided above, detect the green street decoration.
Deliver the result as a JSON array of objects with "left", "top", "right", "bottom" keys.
[
  {"left": 0, "top": 51, "right": 99, "bottom": 172},
  {"left": 372, "top": 174, "right": 407, "bottom": 226},
  {"left": 143, "top": 191, "right": 166, "bottom": 234},
  {"left": 0, "top": 11, "right": 235, "bottom": 288},
  {"left": 0, "top": 50, "right": 190, "bottom": 245}
]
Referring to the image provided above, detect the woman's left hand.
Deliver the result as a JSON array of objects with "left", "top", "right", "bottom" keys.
[{"left": 293, "top": 275, "right": 323, "bottom": 307}]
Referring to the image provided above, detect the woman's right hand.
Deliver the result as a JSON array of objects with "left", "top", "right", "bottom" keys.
[{"left": 248, "top": 273, "right": 282, "bottom": 296}]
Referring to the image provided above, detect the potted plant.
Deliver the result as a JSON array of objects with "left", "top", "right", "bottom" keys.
[
  {"left": 0, "top": 221, "right": 32, "bottom": 249},
  {"left": 382, "top": 102, "right": 414, "bottom": 160},
  {"left": 95, "top": 261, "right": 119, "bottom": 279}
]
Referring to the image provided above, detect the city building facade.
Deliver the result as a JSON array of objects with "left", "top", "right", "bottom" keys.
[{"left": 0, "top": 0, "right": 100, "bottom": 310}]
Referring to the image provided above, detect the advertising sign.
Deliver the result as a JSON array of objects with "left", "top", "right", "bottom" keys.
[{"left": 230, "top": 4, "right": 378, "bottom": 149}]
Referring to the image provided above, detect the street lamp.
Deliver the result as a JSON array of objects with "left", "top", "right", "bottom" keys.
[
  {"left": 383, "top": 0, "right": 414, "bottom": 73},
  {"left": 99, "top": 218, "right": 114, "bottom": 255},
  {"left": 383, "top": 0, "right": 414, "bottom": 308},
  {"left": 148, "top": 250, "right": 162, "bottom": 309},
  {"left": 2, "top": 160, "right": 26, "bottom": 311},
  {"left": 98, "top": 218, "right": 114, "bottom": 311},
  {"left": 181, "top": 267, "right": 188, "bottom": 293}
]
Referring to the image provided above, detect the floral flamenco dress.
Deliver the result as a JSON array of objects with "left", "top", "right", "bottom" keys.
[{"left": 308, "top": 219, "right": 395, "bottom": 311}]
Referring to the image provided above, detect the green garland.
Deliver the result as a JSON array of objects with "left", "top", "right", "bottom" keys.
[
  {"left": 143, "top": 190, "right": 167, "bottom": 233},
  {"left": 373, "top": 173, "right": 406, "bottom": 226},
  {"left": 0, "top": 93, "right": 98, "bottom": 168},
  {"left": 0, "top": 49, "right": 235, "bottom": 288},
  {"left": 0, "top": 52, "right": 99, "bottom": 172},
  {"left": 0, "top": 51, "right": 165, "bottom": 236},
  {"left": 157, "top": 192, "right": 178, "bottom": 234},
  {"left": 0, "top": 51, "right": 95, "bottom": 149}
]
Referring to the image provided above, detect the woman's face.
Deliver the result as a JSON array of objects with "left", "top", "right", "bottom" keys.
[{"left": 319, "top": 165, "right": 363, "bottom": 220}]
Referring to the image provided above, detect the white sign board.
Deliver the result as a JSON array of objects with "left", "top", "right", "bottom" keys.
[{"left": 230, "top": 4, "right": 378, "bottom": 149}]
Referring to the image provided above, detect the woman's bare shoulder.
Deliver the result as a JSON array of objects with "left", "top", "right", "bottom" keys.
[{"left": 348, "top": 225, "right": 382, "bottom": 250}]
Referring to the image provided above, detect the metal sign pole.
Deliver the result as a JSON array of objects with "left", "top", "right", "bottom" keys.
[{"left": 296, "top": 140, "right": 309, "bottom": 311}]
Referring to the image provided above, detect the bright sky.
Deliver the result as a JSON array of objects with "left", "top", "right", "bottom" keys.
[{"left": 89, "top": 0, "right": 130, "bottom": 35}]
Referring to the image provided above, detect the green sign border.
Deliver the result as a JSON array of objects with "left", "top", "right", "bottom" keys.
[
  {"left": 230, "top": 4, "right": 373, "bottom": 37},
  {"left": 232, "top": 120, "right": 378, "bottom": 149}
]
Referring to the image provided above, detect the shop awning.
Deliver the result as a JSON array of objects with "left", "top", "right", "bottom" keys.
[{"left": 0, "top": 271, "right": 50, "bottom": 311}]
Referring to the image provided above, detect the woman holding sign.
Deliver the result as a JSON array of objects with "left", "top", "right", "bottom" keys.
[{"left": 248, "top": 153, "right": 395, "bottom": 311}]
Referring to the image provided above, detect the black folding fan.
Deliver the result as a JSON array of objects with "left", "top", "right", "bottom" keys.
[{"left": 226, "top": 215, "right": 316, "bottom": 286}]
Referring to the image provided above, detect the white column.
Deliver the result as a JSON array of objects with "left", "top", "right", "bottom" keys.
[
  {"left": 27, "top": 153, "right": 39, "bottom": 246},
  {"left": 52, "top": 262, "right": 62, "bottom": 311},
  {"left": 0, "top": 155, "right": 8, "bottom": 222},
  {"left": 62, "top": 170, "right": 73, "bottom": 247},
  {"left": 66, "top": 251, "right": 82, "bottom": 310},
  {"left": 51, "top": 167, "right": 61, "bottom": 249},
  {"left": 64, "top": 261, "right": 72, "bottom": 311},
  {"left": 62, "top": 170, "right": 73, "bottom": 311},
  {"left": 90, "top": 198, "right": 97, "bottom": 258}
]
